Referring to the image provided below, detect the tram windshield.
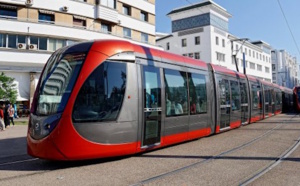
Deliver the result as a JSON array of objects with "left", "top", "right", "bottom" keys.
[{"left": 36, "top": 42, "right": 92, "bottom": 116}]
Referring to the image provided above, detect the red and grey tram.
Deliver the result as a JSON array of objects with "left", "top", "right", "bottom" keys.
[{"left": 27, "top": 40, "right": 293, "bottom": 160}]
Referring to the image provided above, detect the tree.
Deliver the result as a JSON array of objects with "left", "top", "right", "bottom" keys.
[{"left": 0, "top": 72, "right": 17, "bottom": 104}]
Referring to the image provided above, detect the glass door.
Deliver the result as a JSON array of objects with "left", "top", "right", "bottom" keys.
[
  {"left": 219, "top": 78, "right": 231, "bottom": 129},
  {"left": 240, "top": 81, "right": 249, "bottom": 124},
  {"left": 142, "top": 66, "right": 162, "bottom": 147}
]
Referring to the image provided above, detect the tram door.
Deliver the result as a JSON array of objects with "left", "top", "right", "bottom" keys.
[
  {"left": 142, "top": 66, "right": 162, "bottom": 147},
  {"left": 219, "top": 78, "right": 231, "bottom": 129},
  {"left": 240, "top": 81, "right": 249, "bottom": 124}
]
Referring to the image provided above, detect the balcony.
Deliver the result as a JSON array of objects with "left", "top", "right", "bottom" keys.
[{"left": 96, "top": 5, "right": 118, "bottom": 24}]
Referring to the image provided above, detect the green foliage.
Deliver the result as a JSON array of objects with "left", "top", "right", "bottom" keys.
[{"left": 0, "top": 72, "right": 17, "bottom": 104}]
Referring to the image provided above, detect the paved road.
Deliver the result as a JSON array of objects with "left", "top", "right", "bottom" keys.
[{"left": 0, "top": 114, "right": 300, "bottom": 186}]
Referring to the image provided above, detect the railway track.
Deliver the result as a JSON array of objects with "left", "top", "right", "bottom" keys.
[
  {"left": 0, "top": 154, "right": 38, "bottom": 166},
  {"left": 131, "top": 114, "right": 299, "bottom": 186}
]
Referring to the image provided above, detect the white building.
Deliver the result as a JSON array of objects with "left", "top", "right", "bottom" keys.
[
  {"left": 0, "top": 0, "right": 157, "bottom": 111},
  {"left": 271, "top": 50, "right": 298, "bottom": 88},
  {"left": 156, "top": 0, "right": 272, "bottom": 82}
]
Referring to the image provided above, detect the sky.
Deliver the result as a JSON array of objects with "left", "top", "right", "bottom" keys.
[{"left": 155, "top": 0, "right": 300, "bottom": 61}]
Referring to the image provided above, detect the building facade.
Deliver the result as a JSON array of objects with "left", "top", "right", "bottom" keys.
[
  {"left": 271, "top": 50, "right": 298, "bottom": 88},
  {"left": 0, "top": 0, "right": 157, "bottom": 112},
  {"left": 156, "top": 0, "right": 272, "bottom": 82}
]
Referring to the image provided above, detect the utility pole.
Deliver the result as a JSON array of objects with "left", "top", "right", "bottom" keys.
[{"left": 229, "top": 38, "right": 249, "bottom": 74}]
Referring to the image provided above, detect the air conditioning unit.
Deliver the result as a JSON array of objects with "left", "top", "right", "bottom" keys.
[
  {"left": 25, "top": 0, "right": 33, "bottom": 6},
  {"left": 62, "top": 6, "right": 69, "bottom": 12},
  {"left": 29, "top": 44, "right": 37, "bottom": 50},
  {"left": 17, "top": 43, "right": 26, "bottom": 49}
]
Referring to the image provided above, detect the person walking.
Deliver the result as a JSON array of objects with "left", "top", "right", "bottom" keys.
[
  {"left": 4, "top": 103, "right": 10, "bottom": 128},
  {"left": 8, "top": 104, "right": 15, "bottom": 127},
  {"left": 0, "top": 103, "right": 5, "bottom": 131}
]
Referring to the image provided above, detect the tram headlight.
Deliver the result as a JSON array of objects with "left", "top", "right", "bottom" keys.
[{"left": 29, "top": 113, "right": 61, "bottom": 140}]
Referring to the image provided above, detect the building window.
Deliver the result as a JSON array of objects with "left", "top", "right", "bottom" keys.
[
  {"left": 182, "top": 54, "right": 187, "bottom": 57},
  {"left": 7, "top": 34, "right": 17, "bottom": 48},
  {"left": 236, "top": 44, "right": 238, "bottom": 51},
  {"left": 6, "top": 34, "right": 26, "bottom": 49},
  {"left": 216, "top": 52, "right": 225, "bottom": 62},
  {"left": 141, "top": 33, "right": 148, "bottom": 43},
  {"left": 272, "top": 64, "right": 276, "bottom": 70},
  {"left": 188, "top": 53, "right": 194, "bottom": 58},
  {"left": 0, "top": 34, "right": 7, "bottom": 47},
  {"left": 30, "top": 36, "right": 48, "bottom": 50},
  {"left": 257, "top": 64, "right": 262, "bottom": 71},
  {"left": 265, "top": 67, "right": 270, "bottom": 73},
  {"left": 182, "top": 38, "right": 187, "bottom": 47},
  {"left": 241, "top": 59, "right": 245, "bottom": 67},
  {"left": 245, "top": 48, "right": 247, "bottom": 55},
  {"left": 166, "top": 42, "right": 170, "bottom": 50},
  {"left": 195, "top": 52, "right": 200, "bottom": 59},
  {"left": 256, "top": 53, "right": 258, "bottom": 59},
  {"left": 195, "top": 36, "right": 200, "bottom": 45},
  {"left": 123, "top": 27, "right": 131, "bottom": 38},
  {"left": 140, "top": 11, "right": 148, "bottom": 22},
  {"left": 39, "top": 13, "right": 55, "bottom": 24},
  {"left": 253, "top": 51, "right": 255, "bottom": 57},
  {"left": 260, "top": 54, "right": 262, "bottom": 60},
  {"left": 100, "top": 0, "right": 116, "bottom": 9},
  {"left": 250, "top": 62, "right": 255, "bottom": 69},
  {"left": 0, "top": 6, "right": 17, "bottom": 18},
  {"left": 123, "top": 4, "right": 131, "bottom": 16},
  {"left": 222, "top": 39, "right": 225, "bottom": 47},
  {"left": 216, "top": 36, "right": 219, "bottom": 45},
  {"left": 101, "top": 23, "right": 111, "bottom": 33},
  {"left": 249, "top": 49, "right": 251, "bottom": 57},
  {"left": 263, "top": 55, "right": 265, "bottom": 61},
  {"left": 49, "top": 38, "right": 64, "bottom": 51},
  {"left": 73, "top": 17, "right": 86, "bottom": 28}
]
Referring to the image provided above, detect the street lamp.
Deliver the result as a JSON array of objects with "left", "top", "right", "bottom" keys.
[{"left": 229, "top": 38, "right": 249, "bottom": 74}]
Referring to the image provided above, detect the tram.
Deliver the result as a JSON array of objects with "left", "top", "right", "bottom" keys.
[
  {"left": 293, "top": 86, "right": 300, "bottom": 112},
  {"left": 27, "top": 40, "right": 293, "bottom": 160}
]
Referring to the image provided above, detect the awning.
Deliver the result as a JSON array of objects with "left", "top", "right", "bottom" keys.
[
  {"left": 39, "top": 9, "right": 55, "bottom": 15},
  {"left": 73, "top": 15, "right": 86, "bottom": 20},
  {"left": 0, "top": 4, "right": 17, "bottom": 9}
]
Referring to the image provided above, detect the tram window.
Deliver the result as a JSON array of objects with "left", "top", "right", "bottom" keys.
[
  {"left": 218, "top": 78, "right": 230, "bottom": 106},
  {"left": 164, "top": 69, "right": 188, "bottom": 117},
  {"left": 230, "top": 81, "right": 240, "bottom": 111},
  {"left": 240, "top": 82, "right": 248, "bottom": 104},
  {"left": 251, "top": 83, "right": 261, "bottom": 109},
  {"left": 188, "top": 73, "right": 207, "bottom": 114},
  {"left": 73, "top": 62, "right": 126, "bottom": 122}
]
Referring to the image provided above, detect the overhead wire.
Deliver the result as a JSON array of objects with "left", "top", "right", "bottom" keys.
[{"left": 276, "top": 0, "right": 300, "bottom": 57}]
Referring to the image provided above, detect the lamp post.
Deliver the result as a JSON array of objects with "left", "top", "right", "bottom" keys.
[{"left": 230, "top": 38, "right": 249, "bottom": 74}]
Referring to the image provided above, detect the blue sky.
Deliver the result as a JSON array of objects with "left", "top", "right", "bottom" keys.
[{"left": 155, "top": 0, "right": 300, "bottom": 60}]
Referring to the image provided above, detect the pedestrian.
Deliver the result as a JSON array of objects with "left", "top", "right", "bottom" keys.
[
  {"left": 0, "top": 103, "right": 5, "bottom": 131},
  {"left": 4, "top": 102, "right": 10, "bottom": 128},
  {"left": 9, "top": 104, "right": 15, "bottom": 127}
]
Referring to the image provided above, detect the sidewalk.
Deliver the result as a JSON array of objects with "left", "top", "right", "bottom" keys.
[{"left": 14, "top": 117, "right": 29, "bottom": 122}]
